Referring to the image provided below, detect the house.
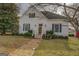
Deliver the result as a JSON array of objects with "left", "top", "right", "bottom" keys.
[{"left": 19, "top": 6, "right": 68, "bottom": 38}]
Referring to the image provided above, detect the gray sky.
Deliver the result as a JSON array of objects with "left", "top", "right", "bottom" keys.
[
  {"left": 17, "top": 3, "right": 71, "bottom": 16},
  {"left": 17, "top": 3, "right": 31, "bottom": 16}
]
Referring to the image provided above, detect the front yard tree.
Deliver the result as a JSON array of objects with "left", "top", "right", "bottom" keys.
[
  {"left": 0, "top": 3, "right": 19, "bottom": 35},
  {"left": 63, "top": 3, "right": 79, "bottom": 32},
  {"left": 34, "top": 3, "right": 79, "bottom": 32}
]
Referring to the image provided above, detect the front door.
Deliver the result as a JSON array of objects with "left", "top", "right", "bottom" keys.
[{"left": 38, "top": 24, "right": 42, "bottom": 35}]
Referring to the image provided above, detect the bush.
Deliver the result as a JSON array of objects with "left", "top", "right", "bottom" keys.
[
  {"left": 18, "top": 33, "right": 24, "bottom": 36},
  {"left": 43, "top": 30, "right": 54, "bottom": 40},
  {"left": 54, "top": 35, "right": 68, "bottom": 39},
  {"left": 51, "top": 34, "right": 68, "bottom": 39},
  {"left": 12, "top": 32, "right": 19, "bottom": 36},
  {"left": 68, "top": 32, "right": 74, "bottom": 37},
  {"left": 24, "top": 30, "right": 33, "bottom": 38},
  {"left": 12, "top": 30, "right": 34, "bottom": 38},
  {"left": 24, "top": 32, "right": 32, "bottom": 37},
  {"left": 43, "top": 30, "right": 68, "bottom": 40},
  {"left": 28, "top": 30, "right": 32, "bottom": 33},
  {"left": 46, "top": 31, "right": 54, "bottom": 35}
]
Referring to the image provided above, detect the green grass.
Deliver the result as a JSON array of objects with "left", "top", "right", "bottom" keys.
[
  {"left": 34, "top": 37, "right": 79, "bottom": 56},
  {"left": 0, "top": 36, "right": 30, "bottom": 54}
]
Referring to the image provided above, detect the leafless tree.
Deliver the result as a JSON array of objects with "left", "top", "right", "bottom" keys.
[
  {"left": 33, "top": 3, "right": 79, "bottom": 32},
  {"left": 63, "top": 3, "right": 79, "bottom": 32}
]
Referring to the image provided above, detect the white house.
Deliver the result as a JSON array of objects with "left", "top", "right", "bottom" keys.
[{"left": 19, "top": 6, "right": 68, "bottom": 38}]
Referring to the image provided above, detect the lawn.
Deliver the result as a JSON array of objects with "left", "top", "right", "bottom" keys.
[
  {"left": 34, "top": 37, "right": 79, "bottom": 56},
  {"left": 0, "top": 36, "right": 30, "bottom": 55}
]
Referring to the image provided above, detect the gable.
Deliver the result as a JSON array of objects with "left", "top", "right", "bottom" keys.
[
  {"left": 21, "top": 5, "right": 67, "bottom": 21},
  {"left": 23, "top": 6, "right": 46, "bottom": 19}
]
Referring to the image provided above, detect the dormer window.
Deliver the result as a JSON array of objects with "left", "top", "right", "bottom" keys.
[{"left": 29, "top": 13, "right": 35, "bottom": 18}]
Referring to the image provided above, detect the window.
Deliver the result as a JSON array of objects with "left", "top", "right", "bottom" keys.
[
  {"left": 55, "top": 24, "right": 59, "bottom": 32},
  {"left": 29, "top": 13, "right": 35, "bottom": 18},
  {"left": 52, "top": 24, "right": 62, "bottom": 32},
  {"left": 23, "top": 24, "right": 30, "bottom": 31}
]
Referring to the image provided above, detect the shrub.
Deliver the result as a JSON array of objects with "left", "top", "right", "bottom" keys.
[
  {"left": 18, "top": 33, "right": 24, "bottom": 36},
  {"left": 24, "top": 32, "right": 32, "bottom": 37},
  {"left": 42, "top": 30, "right": 68, "bottom": 40},
  {"left": 28, "top": 30, "right": 32, "bottom": 33},
  {"left": 52, "top": 35, "right": 68, "bottom": 39},
  {"left": 68, "top": 32, "right": 74, "bottom": 37},
  {"left": 46, "top": 31, "right": 54, "bottom": 35},
  {"left": 43, "top": 30, "right": 54, "bottom": 40},
  {"left": 24, "top": 30, "right": 33, "bottom": 38},
  {"left": 12, "top": 32, "right": 19, "bottom": 36}
]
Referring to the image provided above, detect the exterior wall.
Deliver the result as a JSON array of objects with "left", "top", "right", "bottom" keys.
[
  {"left": 46, "top": 20, "right": 68, "bottom": 36},
  {"left": 19, "top": 17, "right": 68, "bottom": 37}
]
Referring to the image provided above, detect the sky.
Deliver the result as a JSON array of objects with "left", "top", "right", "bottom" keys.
[
  {"left": 17, "top": 3, "right": 31, "bottom": 16},
  {"left": 17, "top": 3, "right": 71, "bottom": 16}
]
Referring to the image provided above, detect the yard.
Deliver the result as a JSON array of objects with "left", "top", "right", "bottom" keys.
[
  {"left": 0, "top": 36, "right": 30, "bottom": 55},
  {"left": 0, "top": 36, "right": 79, "bottom": 56},
  {"left": 34, "top": 37, "right": 79, "bottom": 56}
]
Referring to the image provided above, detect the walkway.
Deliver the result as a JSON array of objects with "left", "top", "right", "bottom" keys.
[{"left": 9, "top": 39, "right": 42, "bottom": 56}]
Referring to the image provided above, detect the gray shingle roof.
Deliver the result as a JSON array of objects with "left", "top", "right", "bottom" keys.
[{"left": 41, "top": 11, "right": 66, "bottom": 19}]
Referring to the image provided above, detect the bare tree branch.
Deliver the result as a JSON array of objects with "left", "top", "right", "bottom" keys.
[
  {"left": 64, "top": 3, "right": 71, "bottom": 19},
  {"left": 72, "top": 6, "right": 79, "bottom": 19},
  {"left": 35, "top": 3, "right": 79, "bottom": 31},
  {"left": 36, "top": 3, "right": 79, "bottom": 11}
]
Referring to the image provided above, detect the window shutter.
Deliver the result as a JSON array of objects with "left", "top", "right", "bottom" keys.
[
  {"left": 23, "top": 24, "right": 25, "bottom": 31},
  {"left": 52, "top": 24, "right": 54, "bottom": 32},
  {"left": 60, "top": 24, "right": 62, "bottom": 32},
  {"left": 28, "top": 24, "right": 30, "bottom": 30}
]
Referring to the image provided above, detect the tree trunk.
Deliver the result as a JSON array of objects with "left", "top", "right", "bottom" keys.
[{"left": 75, "top": 26, "right": 79, "bottom": 32}]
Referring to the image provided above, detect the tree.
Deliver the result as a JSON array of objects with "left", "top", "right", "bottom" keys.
[
  {"left": 63, "top": 3, "right": 79, "bottom": 32},
  {"left": 0, "top": 3, "right": 19, "bottom": 35},
  {"left": 34, "top": 3, "right": 79, "bottom": 32}
]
